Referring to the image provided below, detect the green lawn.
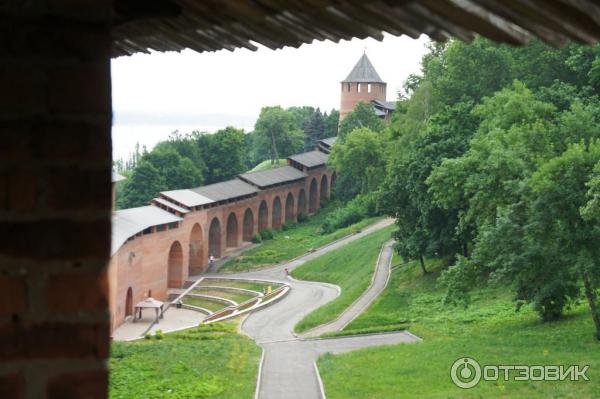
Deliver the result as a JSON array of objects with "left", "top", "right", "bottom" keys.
[
  {"left": 190, "top": 288, "right": 257, "bottom": 304},
  {"left": 110, "top": 322, "right": 260, "bottom": 399},
  {"left": 291, "top": 225, "right": 394, "bottom": 333},
  {"left": 198, "top": 279, "right": 279, "bottom": 293},
  {"left": 182, "top": 297, "right": 228, "bottom": 312},
  {"left": 220, "top": 204, "right": 381, "bottom": 272},
  {"left": 317, "top": 258, "right": 600, "bottom": 398},
  {"left": 248, "top": 159, "right": 287, "bottom": 172}
]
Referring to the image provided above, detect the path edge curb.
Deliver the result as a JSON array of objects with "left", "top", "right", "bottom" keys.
[
  {"left": 254, "top": 349, "right": 265, "bottom": 399},
  {"left": 313, "top": 360, "right": 327, "bottom": 399}
]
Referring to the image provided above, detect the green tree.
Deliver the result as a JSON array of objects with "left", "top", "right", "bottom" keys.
[
  {"left": 143, "top": 147, "right": 203, "bottom": 191},
  {"left": 116, "top": 160, "right": 167, "bottom": 208},
  {"left": 338, "top": 102, "right": 384, "bottom": 138},
  {"left": 324, "top": 109, "right": 339, "bottom": 138},
  {"left": 198, "top": 127, "right": 248, "bottom": 184},
  {"left": 328, "top": 127, "right": 385, "bottom": 201},
  {"left": 428, "top": 82, "right": 556, "bottom": 233},
  {"left": 489, "top": 143, "right": 600, "bottom": 335},
  {"left": 302, "top": 108, "right": 326, "bottom": 150},
  {"left": 252, "top": 106, "right": 304, "bottom": 164},
  {"left": 582, "top": 161, "right": 600, "bottom": 221},
  {"left": 155, "top": 131, "right": 207, "bottom": 175},
  {"left": 380, "top": 102, "right": 477, "bottom": 272}
]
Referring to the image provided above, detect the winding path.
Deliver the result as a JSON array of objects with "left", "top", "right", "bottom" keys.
[{"left": 205, "top": 218, "right": 420, "bottom": 399}]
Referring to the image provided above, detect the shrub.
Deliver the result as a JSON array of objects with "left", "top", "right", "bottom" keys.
[
  {"left": 321, "top": 193, "right": 380, "bottom": 234},
  {"left": 297, "top": 213, "right": 309, "bottom": 223},
  {"left": 282, "top": 221, "right": 297, "bottom": 231},
  {"left": 251, "top": 233, "right": 262, "bottom": 243},
  {"left": 260, "top": 229, "right": 274, "bottom": 240},
  {"left": 154, "top": 329, "right": 164, "bottom": 340}
]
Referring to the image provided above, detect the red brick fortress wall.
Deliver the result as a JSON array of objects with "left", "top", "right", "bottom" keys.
[{"left": 107, "top": 167, "right": 335, "bottom": 331}]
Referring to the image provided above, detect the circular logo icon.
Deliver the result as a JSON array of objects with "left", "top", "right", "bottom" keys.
[{"left": 451, "top": 357, "right": 482, "bottom": 389}]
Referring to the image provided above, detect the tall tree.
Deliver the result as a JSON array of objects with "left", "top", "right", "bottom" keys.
[
  {"left": 338, "top": 102, "right": 384, "bottom": 138},
  {"left": 116, "top": 160, "right": 167, "bottom": 209},
  {"left": 302, "top": 108, "right": 326, "bottom": 150},
  {"left": 144, "top": 147, "right": 203, "bottom": 191},
  {"left": 198, "top": 127, "right": 248, "bottom": 184},
  {"left": 252, "top": 106, "right": 304, "bottom": 164},
  {"left": 328, "top": 127, "right": 385, "bottom": 201},
  {"left": 380, "top": 101, "right": 478, "bottom": 272},
  {"left": 324, "top": 109, "right": 339, "bottom": 138}
]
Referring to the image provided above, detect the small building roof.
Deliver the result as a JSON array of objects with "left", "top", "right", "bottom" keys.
[
  {"left": 239, "top": 166, "right": 306, "bottom": 189},
  {"left": 112, "top": 170, "right": 126, "bottom": 183},
  {"left": 111, "top": 206, "right": 182, "bottom": 255},
  {"left": 342, "top": 54, "right": 384, "bottom": 83},
  {"left": 288, "top": 150, "right": 329, "bottom": 169},
  {"left": 192, "top": 178, "right": 258, "bottom": 202},
  {"left": 152, "top": 197, "right": 190, "bottom": 214},
  {"left": 160, "top": 189, "right": 215, "bottom": 208},
  {"left": 372, "top": 99, "right": 397, "bottom": 111},
  {"left": 317, "top": 137, "right": 338, "bottom": 148}
]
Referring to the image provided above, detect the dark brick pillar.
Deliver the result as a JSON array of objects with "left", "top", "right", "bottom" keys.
[{"left": 0, "top": 2, "right": 112, "bottom": 398}]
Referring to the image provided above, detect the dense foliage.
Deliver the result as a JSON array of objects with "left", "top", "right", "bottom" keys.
[
  {"left": 326, "top": 38, "right": 600, "bottom": 339},
  {"left": 115, "top": 106, "right": 338, "bottom": 209}
]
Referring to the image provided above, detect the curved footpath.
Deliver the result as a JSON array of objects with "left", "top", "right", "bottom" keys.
[
  {"left": 206, "top": 218, "right": 420, "bottom": 399},
  {"left": 300, "top": 240, "right": 395, "bottom": 338}
]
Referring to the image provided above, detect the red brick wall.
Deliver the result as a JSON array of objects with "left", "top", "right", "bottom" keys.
[
  {"left": 340, "top": 82, "right": 387, "bottom": 120},
  {"left": 1, "top": 2, "right": 112, "bottom": 398},
  {"left": 108, "top": 168, "right": 335, "bottom": 331}
]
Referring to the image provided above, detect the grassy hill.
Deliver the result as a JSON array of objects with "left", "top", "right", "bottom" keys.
[
  {"left": 291, "top": 226, "right": 394, "bottom": 333},
  {"left": 110, "top": 322, "right": 260, "bottom": 399},
  {"left": 317, "top": 257, "right": 600, "bottom": 398}
]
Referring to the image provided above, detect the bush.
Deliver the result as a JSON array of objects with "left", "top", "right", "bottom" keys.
[
  {"left": 251, "top": 233, "right": 262, "bottom": 244},
  {"left": 154, "top": 329, "right": 164, "bottom": 340},
  {"left": 282, "top": 221, "right": 297, "bottom": 231},
  {"left": 321, "top": 193, "right": 380, "bottom": 234},
  {"left": 297, "top": 213, "right": 309, "bottom": 223},
  {"left": 259, "top": 229, "right": 274, "bottom": 240}
]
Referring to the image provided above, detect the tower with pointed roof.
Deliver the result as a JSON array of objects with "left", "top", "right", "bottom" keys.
[{"left": 340, "top": 53, "right": 387, "bottom": 121}]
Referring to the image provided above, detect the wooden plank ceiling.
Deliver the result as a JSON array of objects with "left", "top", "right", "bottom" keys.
[{"left": 111, "top": 0, "right": 600, "bottom": 57}]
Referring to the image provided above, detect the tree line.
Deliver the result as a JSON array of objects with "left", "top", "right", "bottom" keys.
[
  {"left": 115, "top": 106, "right": 338, "bottom": 209},
  {"left": 327, "top": 39, "right": 600, "bottom": 340}
]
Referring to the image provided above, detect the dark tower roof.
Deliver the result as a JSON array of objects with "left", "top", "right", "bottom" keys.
[{"left": 342, "top": 53, "right": 385, "bottom": 84}]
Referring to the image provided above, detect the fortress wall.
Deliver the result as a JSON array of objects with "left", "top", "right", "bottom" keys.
[{"left": 108, "top": 167, "right": 335, "bottom": 331}]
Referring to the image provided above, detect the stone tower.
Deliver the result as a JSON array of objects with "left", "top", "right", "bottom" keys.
[{"left": 340, "top": 53, "right": 387, "bottom": 121}]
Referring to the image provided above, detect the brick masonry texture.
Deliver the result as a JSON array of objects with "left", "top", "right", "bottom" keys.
[
  {"left": 340, "top": 82, "right": 386, "bottom": 120},
  {"left": 1, "top": 2, "right": 112, "bottom": 398}
]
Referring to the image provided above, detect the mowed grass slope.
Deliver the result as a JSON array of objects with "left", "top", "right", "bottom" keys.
[
  {"left": 318, "top": 259, "right": 600, "bottom": 398},
  {"left": 220, "top": 204, "right": 380, "bottom": 272},
  {"left": 110, "top": 322, "right": 260, "bottom": 399},
  {"left": 292, "top": 225, "right": 394, "bottom": 333}
]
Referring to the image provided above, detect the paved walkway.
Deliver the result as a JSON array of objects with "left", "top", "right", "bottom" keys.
[
  {"left": 112, "top": 307, "right": 206, "bottom": 341},
  {"left": 300, "top": 240, "right": 394, "bottom": 338},
  {"left": 204, "top": 218, "right": 420, "bottom": 399}
]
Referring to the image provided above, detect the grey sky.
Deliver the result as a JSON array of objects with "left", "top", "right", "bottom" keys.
[{"left": 111, "top": 33, "right": 429, "bottom": 160}]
